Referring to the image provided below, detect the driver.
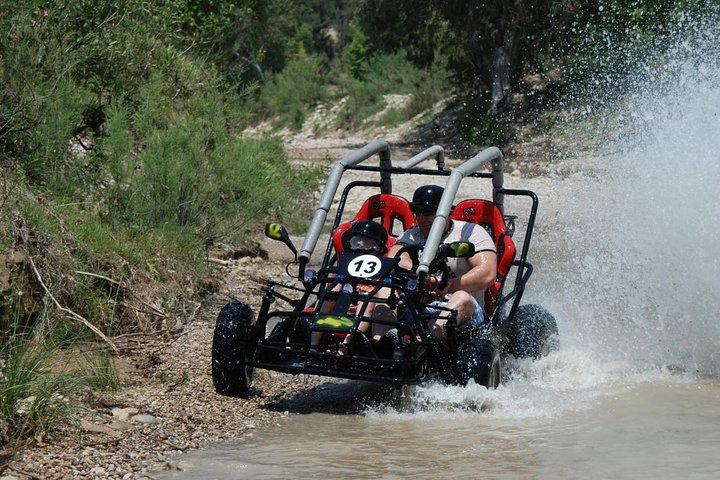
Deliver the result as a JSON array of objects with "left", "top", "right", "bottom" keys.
[{"left": 388, "top": 185, "right": 497, "bottom": 341}]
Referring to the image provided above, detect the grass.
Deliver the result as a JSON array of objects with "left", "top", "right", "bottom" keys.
[
  {"left": 78, "top": 350, "right": 122, "bottom": 392},
  {"left": 0, "top": 312, "right": 126, "bottom": 451},
  {"left": 0, "top": 316, "right": 72, "bottom": 449},
  {"left": 333, "top": 51, "right": 450, "bottom": 130}
]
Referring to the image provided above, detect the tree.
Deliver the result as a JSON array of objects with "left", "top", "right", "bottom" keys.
[
  {"left": 359, "top": 0, "right": 588, "bottom": 111},
  {"left": 169, "top": 0, "right": 319, "bottom": 87}
]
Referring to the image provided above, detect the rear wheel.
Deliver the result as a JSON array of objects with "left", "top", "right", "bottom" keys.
[
  {"left": 212, "top": 302, "right": 256, "bottom": 397},
  {"left": 456, "top": 338, "right": 501, "bottom": 388},
  {"left": 506, "top": 304, "right": 559, "bottom": 359}
]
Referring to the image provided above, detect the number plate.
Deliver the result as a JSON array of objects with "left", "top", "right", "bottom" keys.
[{"left": 337, "top": 252, "right": 397, "bottom": 280}]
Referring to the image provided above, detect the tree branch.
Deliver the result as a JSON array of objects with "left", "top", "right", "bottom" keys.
[
  {"left": 29, "top": 259, "right": 117, "bottom": 352},
  {"left": 74, "top": 270, "right": 167, "bottom": 319}
]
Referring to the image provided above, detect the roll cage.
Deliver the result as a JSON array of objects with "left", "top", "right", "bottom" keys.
[{"left": 295, "top": 140, "right": 539, "bottom": 328}]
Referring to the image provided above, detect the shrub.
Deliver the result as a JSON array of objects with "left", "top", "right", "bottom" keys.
[
  {"left": 103, "top": 78, "right": 319, "bottom": 243},
  {"left": 255, "top": 53, "right": 328, "bottom": 130},
  {"left": 0, "top": 316, "right": 72, "bottom": 448},
  {"left": 334, "top": 51, "right": 450, "bottom": 129}
]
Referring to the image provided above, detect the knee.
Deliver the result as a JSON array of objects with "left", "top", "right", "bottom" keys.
[{"left": 448, "top": 290, "right": 473, "bottom": 309}]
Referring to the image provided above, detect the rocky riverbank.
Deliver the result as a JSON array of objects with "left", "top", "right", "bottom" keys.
[{"left": 3, "top": 253, "right": 333, "bottom": 480}]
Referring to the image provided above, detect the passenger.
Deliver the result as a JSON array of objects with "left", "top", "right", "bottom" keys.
[
  {"left": 344, "top": 220, "right": 388, "bottom": 256},
  {"left": 312, "top": 220, "right": 394, "bottom": 354},
  {"left": 387, "top": 185, "right": 497, "bottom": 342}
]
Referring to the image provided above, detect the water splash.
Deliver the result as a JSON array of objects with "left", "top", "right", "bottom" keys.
[
  {"left": 533, "top": 12, "right": 720, "bottom": 377},
  {"left": 369, "top": 11, "right": 720, "bottom": 420}
]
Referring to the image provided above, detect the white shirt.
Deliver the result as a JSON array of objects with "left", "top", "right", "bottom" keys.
[{"left": 395, "top": 220, "right": 496, "bottom": 305}]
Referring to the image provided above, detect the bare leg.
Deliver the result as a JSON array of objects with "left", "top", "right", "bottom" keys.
[{"left": 432, "top": 291, "right": 476, "bottom": 342}]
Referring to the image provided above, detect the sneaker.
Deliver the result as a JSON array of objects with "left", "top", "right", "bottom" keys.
[{"left": 374, "top": 334, "right": 394, "bottom": 358}]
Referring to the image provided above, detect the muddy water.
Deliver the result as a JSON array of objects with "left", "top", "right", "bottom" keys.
[
  {"left": 154, "top": 17, "right": 720, "bottom": 480},
  {"left": 154, "top": 376, "right": 720, "bottom": 479}
]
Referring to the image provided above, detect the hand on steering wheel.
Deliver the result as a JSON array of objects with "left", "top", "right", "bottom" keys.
[
  {"left": 428, "top": 257, "right": 450, "bottom": 292},
  {"left": 393, "top": 244, "right": 422, "bottom": 272}
]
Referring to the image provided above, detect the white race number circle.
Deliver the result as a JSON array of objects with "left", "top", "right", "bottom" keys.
[{"left": 347, "top": 254, "right": 382, "bottom": 278}]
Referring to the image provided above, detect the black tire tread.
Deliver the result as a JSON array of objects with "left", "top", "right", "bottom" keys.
[
  {"left": 456, "top": 338, "right": 501, "bottom": 388},
  {"left": 212, "top": 302, "right": 256, "bottom": 397},
  {"left": 506, "top": 304, "right": 559, "bottom": 359}
]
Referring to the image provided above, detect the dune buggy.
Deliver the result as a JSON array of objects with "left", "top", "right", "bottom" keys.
[{"left": 212, "top": 141, "right": 558, "bottom": 397}]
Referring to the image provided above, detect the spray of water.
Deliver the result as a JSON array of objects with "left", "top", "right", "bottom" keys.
[
  {"left": 538, "top": 12, "right": 720, "bottom": 377},
  {"left": 369, "top": 10, "right": 720, "bottom": 418}
]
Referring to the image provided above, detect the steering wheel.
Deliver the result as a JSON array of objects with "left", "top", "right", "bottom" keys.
[
  {"left": 395, "top": 244, "right": 450, "bottom": 293},
  {"left": 428, "top": 256, "right": 450, "bottom": 293}
]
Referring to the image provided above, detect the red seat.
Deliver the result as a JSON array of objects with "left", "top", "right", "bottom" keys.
[
  {"left": 332, "top": 194, "right": 416, "bottom": 254},
  {"left": 450, "top": 199, "right": 516, "bottom": 317}
]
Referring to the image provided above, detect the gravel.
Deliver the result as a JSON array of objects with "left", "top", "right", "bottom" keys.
[{"left": 4, "top": 256, "right": 326, "bottom": 480}]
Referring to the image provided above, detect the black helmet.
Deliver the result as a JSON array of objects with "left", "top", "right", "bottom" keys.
[
  {"left": 347, "top": 220, "right": 388, "bottom": 253},
  {"left": 411, "top": 185, "right": 444, "bottom": 212}
]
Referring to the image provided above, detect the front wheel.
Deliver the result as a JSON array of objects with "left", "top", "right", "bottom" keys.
[
  {"left": 506, "top": 304, "right": 559, "bottom": 359},
  {"left": 456, "top": 338, "right": 501, "bottom": 388},
  {"left": 212, "top": 302, "right": 256, "bottom": 397}
]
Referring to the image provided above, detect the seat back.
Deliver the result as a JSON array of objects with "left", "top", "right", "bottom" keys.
[
  {"left": 332, "top": 194, "right": 416, "bottom": 254},
  {"left": 450, "top": 199, "right": 516, "bottom": 317}
]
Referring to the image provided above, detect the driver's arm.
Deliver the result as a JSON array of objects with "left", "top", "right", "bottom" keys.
[
  {"left": 446, "top": 251, "right": 497, "bottom": 294},
  {"left": 388, "top": 242, "right": 413, "bottom": 270}
]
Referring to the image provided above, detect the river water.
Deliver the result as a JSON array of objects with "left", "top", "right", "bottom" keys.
[{"left": 152, "top": 16, "right": 720, "bottom": 480}]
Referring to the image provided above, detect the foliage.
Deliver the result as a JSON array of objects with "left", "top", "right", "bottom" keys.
[
  {"left": 1, "top": 0, "right": 323, "bottom": 355},
  {"left": 0, "top": 312, "right": 125, "bottom": 448},
  {"left": 334, "top": 51, "right": 450, "bottom": 130},
  {"left": 0, "top": 317, "right": 72, "bottom": 448},
  {"left": 253, "top": 53, "right": 328, "bottom": 130},
  {"left": 355, "top": 0, "right": 717, "bottom": 113},
  {"left": 357, "top": 0, "right": 563, "bottom": 109},
  {"left": 78, "top": 350, "right": 121, "bottom": 391},
  {"left": 166, "top": 0, "right": 321, "bottom": 87},
  {"left": 345, "top": 27, "right": 373, "bottom": 80},
  {"left": 551, "top": 0, "right": 719, "bottom": 91}
]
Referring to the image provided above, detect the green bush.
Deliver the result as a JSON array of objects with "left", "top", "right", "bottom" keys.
[
  {"left": 345, "top": 27, "right": 373, "bottom": 80},
  {"left": 255, "top": 53, "right": 328, "bottom": 130},
  {"left": 79, "top": 350, "right": 121, "bottom": 391},
  {"left": 1, "top": 1, "right": 324, "bottom": 345},
  {"left": 103, "top": 78, "right": 318, "bottom": 243},
  {"left": 334, "top": 51, "right": 450, "bottom": 129},
  {"left": 0, "top": 317, "right": 72, "bottom": 448},
  {"left": 0, "top": 312, "right": 123, "bottom": 449}
]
